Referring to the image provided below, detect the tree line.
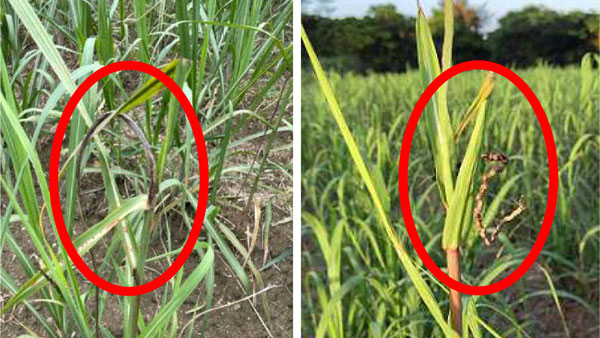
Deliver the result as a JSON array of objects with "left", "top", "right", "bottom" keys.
[{"left": 302, "top": 3, "right": 599, "bottom": 73}]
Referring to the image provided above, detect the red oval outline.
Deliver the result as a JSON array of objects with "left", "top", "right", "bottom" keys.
[
  {"left": 49, "top": 61, "right": 209, "bottom": 296},
  {"left": 398, "top": 60, "right": 558, "bottom": 296}
]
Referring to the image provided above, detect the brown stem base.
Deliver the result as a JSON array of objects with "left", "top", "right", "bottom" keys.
[{"left": 446, "top": 248, "right": 462, "bottom": 336}]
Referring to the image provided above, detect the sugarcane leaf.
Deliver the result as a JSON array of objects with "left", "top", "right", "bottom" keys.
[
  {"left": 443, "top": 73, "right": 496, "bottom": 249},
  {"left": 442, "top": 101, "right": 486, "bottom": 249},
  {"left": 0, "top": 195, "right": 148, "bottom": 313},
  {"left": 138, "top": 244, "right": 214, "bottom": 338},
  {"left": 302, "top": 24, "right": 459, "bottom": 338},
  {"left": 416, "top": 9, "right": 455, "bottom": 207},
  {"left": 116, "top": 58, "right": 185, "bottom": 114},
  {"left": 315, "top": 276, "right": 364, "bottom": 338}
]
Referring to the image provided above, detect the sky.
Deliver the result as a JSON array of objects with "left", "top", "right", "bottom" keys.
[{"left": 303, "top": 0, "right": 600, "bottom": 32}]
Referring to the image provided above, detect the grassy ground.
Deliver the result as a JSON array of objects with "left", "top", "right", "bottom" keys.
[
  {"left": 301, "top": 63, "right": 599, "bottom": 337},
  {"left": 0, "top": 0, "right": 292, "bottom": 337}
]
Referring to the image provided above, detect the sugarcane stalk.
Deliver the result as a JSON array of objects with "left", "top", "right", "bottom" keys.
[{"left": 446, "top": 248, "right": 462, "bottom": 335}]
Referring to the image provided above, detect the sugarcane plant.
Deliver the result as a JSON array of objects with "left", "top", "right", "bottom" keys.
[{"left": 416, "top": 1, "right": 525, "bottom": 335}]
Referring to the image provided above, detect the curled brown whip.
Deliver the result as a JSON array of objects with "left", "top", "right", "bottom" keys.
[{"left": 474, "top": 152, "right": 526, "bottom": 246}]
